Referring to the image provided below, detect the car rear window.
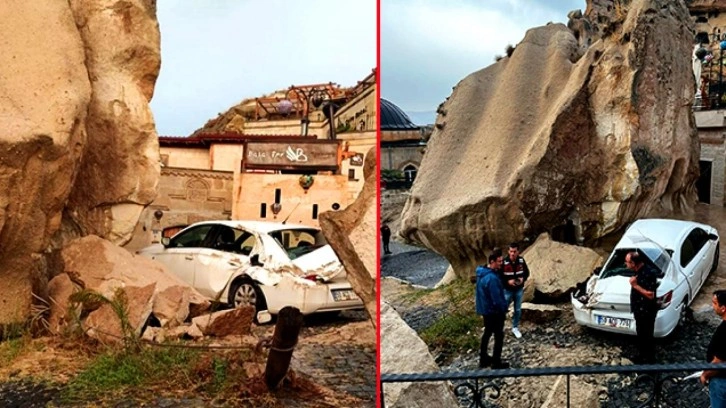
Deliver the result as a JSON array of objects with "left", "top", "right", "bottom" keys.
[{"left": 268, "top": 228, "right": 328, "bottom": 259}]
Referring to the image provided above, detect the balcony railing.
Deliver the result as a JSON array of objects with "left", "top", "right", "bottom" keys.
[{"left": 381, "top": 362, "right": 726, "bottom": 408}]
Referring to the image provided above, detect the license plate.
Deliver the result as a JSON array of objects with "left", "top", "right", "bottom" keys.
[
  {"left": 332, "top": 289, "right": 359, "bottom": 302},
  {"left": 595, "top": 315, "right": 632, "bottom": 329}
]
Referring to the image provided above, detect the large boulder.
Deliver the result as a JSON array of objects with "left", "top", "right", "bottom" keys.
[
  {"left": 380, "top": 301, "right": 459, "bottom": 408},
  {"left": 319, "top": 147, "right": 377, "bottom": 324},
  {"left": 399, "top": 0, "right": 698, "bottom": 279},
  {"left": 0, "top": 0, "right": 92, "bottom": 326},
  {"left": 66, "top": 0, "right": 161, "bottom": 244},
  {"left": 0, "top": 0, "right": 160, "bottom": 326},
  {"left": 59, "top": 235, "right": 210, "bottom": 334},
  {"left": 523, "top": 233, "right": 604, "bottom": 300}
]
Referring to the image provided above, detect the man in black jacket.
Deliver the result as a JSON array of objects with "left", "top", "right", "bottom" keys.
[
  {"left": 627, "top": 251, "right": 659, "bottom": 363},
  {"left": 700, "top": 289, "right": 726, "bottom": 408},
  {"left": 499, "top": 242, "right": 529, "bottom": 339}
]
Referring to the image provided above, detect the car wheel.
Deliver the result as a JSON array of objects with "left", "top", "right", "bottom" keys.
[
  {"left": 711, "top": 243, "right": 720, "bottom": 273},
  {"left": 229, "top": 279, "right": 267, "bottom": 312}
]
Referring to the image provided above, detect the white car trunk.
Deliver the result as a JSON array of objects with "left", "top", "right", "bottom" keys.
[
  {"left": 290, "top": 245, "right": 345, "bottom": 281},
  {"left": 583, "top": 276, "right": 633, "bottom": 312}
]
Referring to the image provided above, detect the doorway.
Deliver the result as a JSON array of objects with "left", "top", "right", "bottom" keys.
[{"left": 697, "top": 160, "right": 712, "bottom": 204}]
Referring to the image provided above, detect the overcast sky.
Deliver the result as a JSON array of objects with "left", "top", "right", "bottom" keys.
[
  {"left": 151, "top": 0, "right": 376, "bottom": 136},
  {"left": 381, "top": 0, "right": 585, "bottom": 123}
]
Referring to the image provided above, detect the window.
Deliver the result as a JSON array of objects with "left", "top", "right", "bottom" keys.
[
  {"left": 681, "top": 228, "right": 709, "bottom": 267},
  {"left": 403, "top": 164, "right": 417, "bottom": 182},
  {"left": 169, "top": 225, "right": 214, "bottom": 248},
  {"left": 348, "top": 169, "right": 356, "bottom": 181}
]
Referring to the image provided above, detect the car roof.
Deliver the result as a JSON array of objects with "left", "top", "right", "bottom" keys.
[
  {"left": 190, "top": 220, "right": 319, "bottom": 234},
  {"left": 620, "top": 218, "right": 713, "bottom": 250}
]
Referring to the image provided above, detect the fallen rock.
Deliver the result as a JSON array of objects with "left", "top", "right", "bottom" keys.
[
  {"left": 192, "top": 307, "right": 254, "bottom": 337},
  {"left": 84, "top": 283, "right": 156, "bottom": 343},
  {"left": 523, "top": 233, "right": 604, "bottom": 300},
  {"left": 61, "top": 235, "right": 210, "bottom": 325},
  {"left": 399, "top": 0, "right": 698, "bottom": 280},
  {"left": 166, "top": 323, "right": 204, "bottom": 340},
  {"left": 319, "top": 147, "right": 377, "bottom": 325},
  {"left": 381, "top": 301, "right": 459, "bottom": 408},
  {"left": 47, "top": 274, "right": 79, "bottom": 335},
  {"left": 521, "top": 303, "right": 563, "bottom": 324},
  {"left": 154, "top": 285, "right": 190, "bottom": 328}
]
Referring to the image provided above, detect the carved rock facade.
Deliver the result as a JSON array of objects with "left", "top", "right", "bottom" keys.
[{"left": 400, "top": 0, "right": 698, "bottom": 278}]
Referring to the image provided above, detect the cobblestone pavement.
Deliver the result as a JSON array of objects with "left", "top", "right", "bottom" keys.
[{"left": 291, "top": 343, "right": 376, "bottom": 406}]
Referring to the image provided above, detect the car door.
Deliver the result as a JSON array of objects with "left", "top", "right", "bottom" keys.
[
  {"left": 688, "top": 227, "right": 711, "bottom": 290},
  {"left": 679, "top": 228, "right": 711, "bottom": 298},
  {"left": 192, "top": 227, "right": 256, "bottom": 299},
  {"left": 154, "top": 224, "right": 216, "bottom": 286}
]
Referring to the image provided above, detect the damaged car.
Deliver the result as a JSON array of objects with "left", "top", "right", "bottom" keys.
[
  {"left": 572, "top": 219, "right": 719, "bottom": 338},
  {"left": 137, "top": 220, "right": 364, "bottom": 323}
]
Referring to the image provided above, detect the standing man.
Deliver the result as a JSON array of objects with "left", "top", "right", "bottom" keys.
[
  {"left": 381, "top": 223, "right": 392, "bottom": 255},
  {"left": 701, "top": 289, "right": 726, "bottom": 408},
  {"left": 626, "top": 251, "right": 659, "bottom": 363},
  {"left": 475, "top": 253, "right": 509, "bottom": 369},
  {"left": 500, "top": 242, "right": 530, "bottom": 339}
]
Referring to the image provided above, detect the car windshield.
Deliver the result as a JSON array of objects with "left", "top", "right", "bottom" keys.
[
  {"left": 599, "top": 247, "right": 669, "bottom": 279},
  {"left": 268, "top": 228, "right": 328, "bottom": 260}
]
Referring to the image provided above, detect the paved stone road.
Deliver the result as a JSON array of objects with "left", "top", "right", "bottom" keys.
[{"left": 291, "top": 343, "right": 376, "bottom": 406}]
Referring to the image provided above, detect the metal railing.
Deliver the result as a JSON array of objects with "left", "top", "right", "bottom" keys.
[
  {"left": 694, "top": 33, "right": 726, "bottom": 111},
  {"left": 381, "top": 362, "right": 726, "bottom": 408},
  {"left": 382, "top": 179, "right": 414, "bottom": 190}
]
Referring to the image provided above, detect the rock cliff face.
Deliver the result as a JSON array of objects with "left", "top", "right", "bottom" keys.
[
  {"left": 400, "top": 0, "right": 699, "bottom": 278},
  {"left": 0, "top": 0, "right": 160, "bottom": 325}
]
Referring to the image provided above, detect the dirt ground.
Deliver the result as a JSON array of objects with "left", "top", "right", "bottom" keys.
[{"left": 0, "top": 311, "right": 375, "bottom": 407}]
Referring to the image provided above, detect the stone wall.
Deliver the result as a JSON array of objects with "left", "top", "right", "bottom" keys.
[
  {"left": 699, "top": 128, "right": 726, "bottom": 206},
  {"left": 381, "top": 145, "right": 425, "bottom": 171},
  {"left": 124, "top": 168, "right": 233, "bottom": 251},
  {"left": 232, "top": 173, "right": 350, "bottom": 227}
]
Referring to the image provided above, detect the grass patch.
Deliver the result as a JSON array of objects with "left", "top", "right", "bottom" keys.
[
  {"left": 0, "top": 336, "right": 31, "bottom": 366},
  {"left": 418, "top": 278, "right": 481, "bottom": 356},
  {"left": 420, "top": 311, "right": 481, "bottom": 355},
  {"left": 63, "top": 345, "right": 204, "bottom": 402},
  {"left": 400, "top": 287, "right": 434, "bottom": 303}
]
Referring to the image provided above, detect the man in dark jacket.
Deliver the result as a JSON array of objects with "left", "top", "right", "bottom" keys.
[
  {"left": 701, "top": 289, "right": 726, "bottom": 408},
  {"left": 381, "top": 224, "right": 392, "bottom": 255},
  {"left": 627, "top": 251, "right": 659, "bottom": 363},
  {"left": 500, "top": 242, "right": 530, "bottom": 339},
  {"left": 476, "top": 253, "right": 510, "bottom": 369}
]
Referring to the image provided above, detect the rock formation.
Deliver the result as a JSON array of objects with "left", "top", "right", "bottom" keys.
[
  {"left": 0, "top": 0, "right": 160, "bottom": 326},
  {"left": 380, "top": 302, "right": 459, "bottom": 408},
  {"left": 319, "top": 147, "right": 377, "bottom": 325},
  {"left": 400, "top": 0, "right": 699, "bottom": 279}
]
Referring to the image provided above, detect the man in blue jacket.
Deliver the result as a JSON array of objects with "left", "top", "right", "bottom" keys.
[{"left": 476, "top": 253, "right": 510, "bottom": 369}]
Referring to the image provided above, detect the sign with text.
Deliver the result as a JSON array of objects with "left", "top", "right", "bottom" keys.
[{"left": 244, "top": 140, "right": 339, "bottom": 171}]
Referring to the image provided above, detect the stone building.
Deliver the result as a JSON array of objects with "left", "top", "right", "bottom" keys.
[
  {"left": 124, "top": 70, "right": 377, "bottom": 250},
  {"left": 380, "top": 98, "right": 426, "bottom": 186},
  {"left": 690, "top": 2, "right": 726, "bottom": 205}
]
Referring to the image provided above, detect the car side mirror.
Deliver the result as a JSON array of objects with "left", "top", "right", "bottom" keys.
[
  {"left": 251, "top": 254, "right": 264, "bottom": 267},
  {"left": 592, "top": 267, "right": 602, "bottom": 276},
  {"left": 161, "top": 237, "right": 170, "bottom": 247},
  {"left": 709, "top": 233, "right": 719, "bottom": 241}
]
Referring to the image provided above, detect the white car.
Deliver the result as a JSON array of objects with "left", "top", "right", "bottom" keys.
[
  {"left": 137, "top": 220, "right": 364, "bottom": 322},
  {"left": 572, "top": 219, "right": 719, "bottom": 338}
]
